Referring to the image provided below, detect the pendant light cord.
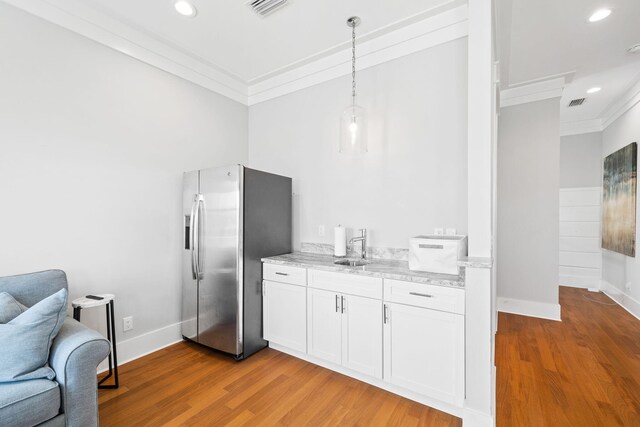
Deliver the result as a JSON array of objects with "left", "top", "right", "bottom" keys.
[{"left": 351, "top": 23, "right": 356, "bottom": 108}]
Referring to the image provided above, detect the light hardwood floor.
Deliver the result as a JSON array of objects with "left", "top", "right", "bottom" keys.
[
  {"left": 99, "top": 286, "right": 640, "bottom": 426},
  {"left": 496, "top": 287, "right": 640, "bottom": 426},
  {"left": 98, "top": 342, "right": 460, "bottom": 426}
]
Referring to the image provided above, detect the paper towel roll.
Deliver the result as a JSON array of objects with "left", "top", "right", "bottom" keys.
[{"left": 334, "top": 225, "right": 346, "bottom": 257}]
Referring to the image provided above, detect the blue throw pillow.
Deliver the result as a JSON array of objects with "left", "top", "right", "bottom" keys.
[
  {"left": 0, "top": 292, "right": 27, "bottom": 323},
  {"left": 0, "top": 288, "right": 68, "bottom": 382}
]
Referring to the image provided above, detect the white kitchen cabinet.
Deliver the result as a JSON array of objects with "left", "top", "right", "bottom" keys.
[
  {"left": 263, "top": 280, "right": 306, "bottom": 353},
  {"left": 342, "top": 294, "right": 383, "bottom": 378},
  {"left": 263, "top": 262, "right": 466, "bottom": 414},
  {"left": 307, "top": 287, "right": 382, "bottom": 378},
  {"left": 307, "top": 288, "right": 342, "bottom": 364},
  {"left": 383, "top": 302, "right": 464, "bottom": 406}
]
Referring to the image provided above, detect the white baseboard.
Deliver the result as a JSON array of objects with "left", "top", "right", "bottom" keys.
[
  {"left": 559, "top": 275, "right": 601, "bottom": 289},
  {"left": 600, "top": 280, "right": 640, "bottom": 321},
  {"left": 98, "top": 321, "right": 183, "bottom": 373},
  {"left": 558, "top": 281, "right": 591, "bottom": 289},
  {"left": 497, "top": 297, "right": 561, "bottom": 321},
  {"left": 462, "top": 407, "right": 494, "bottom": 427}
]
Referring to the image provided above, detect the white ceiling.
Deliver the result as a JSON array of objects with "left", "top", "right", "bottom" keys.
[
  {"left": 497, "top": 0, "right": 640, "bottom": 128},
  {"left": 49, "top": 0, "right": 462, "bottom": 84}
]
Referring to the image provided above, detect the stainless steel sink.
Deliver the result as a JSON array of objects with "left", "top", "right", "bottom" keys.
[{"left": 334, "top": 259, "right": 369, "bottom": 267}]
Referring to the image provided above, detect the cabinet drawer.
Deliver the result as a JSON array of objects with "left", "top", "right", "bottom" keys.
[
  {"left": 308, "top": 269, "right": 382, "bottom": 299},
  {"left": 263, "top": 263, "right": 307, "bottom": 286},
  {"left": 384, "top": 279, "right": 464, "bottom": 315}
]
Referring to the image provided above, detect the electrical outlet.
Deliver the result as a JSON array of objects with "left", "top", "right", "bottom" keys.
[
  {"left": 318, "top": 225, "right": 325, "bottom": 237},
  {"left": 446, "top": 228, "right": 457, "bottom": 236},
  {"left": 434, "top": 227, "right": 444, "bottom": 236},
  {"left": 123, "top": 316, "right": 133, "bottom": 332}
]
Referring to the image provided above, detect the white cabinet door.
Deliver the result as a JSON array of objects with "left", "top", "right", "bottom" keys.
[
  {"left": 383, "top": 302, "right": 464, "bottom": 406},
  {"left": 307, "top": 288, "right": 342, "bottom": 364},
  {"left": 263, "top": 280, "right": 306, "bottom": 353},
  {"left": 342, "top": 295, "right": 383, "bottom": 378}
]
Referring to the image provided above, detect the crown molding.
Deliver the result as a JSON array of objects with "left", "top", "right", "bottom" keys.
[
  {"left": 559, "top": 119, "right": 603, "bottom": 136},
  {"left": 3, "top": 0, "right": 249, "bottom": 104},
  {"left": 600, "top": 74, "right": 640, "bottom": 130},
  {"left": 499, "top": 77, "right": 565, "bottom": 108},
  {"left": 247, "top": 5, "right": 469, "bottom": 105},
  {"left": 3, "top": 0, "right": 468, "bottom": 107}
]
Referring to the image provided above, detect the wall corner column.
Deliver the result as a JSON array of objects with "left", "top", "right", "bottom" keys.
[{"left": 464, "top": 0, "right": 496, "bottom": 426}]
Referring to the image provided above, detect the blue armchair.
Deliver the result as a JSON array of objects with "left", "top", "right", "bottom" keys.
[{"left": 0, "top": 270, "right": 110, "bottom": 427}]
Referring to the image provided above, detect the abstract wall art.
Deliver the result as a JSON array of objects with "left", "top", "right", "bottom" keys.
[{"left": 602, "top": 142, "right": 637, "bottom": 257}]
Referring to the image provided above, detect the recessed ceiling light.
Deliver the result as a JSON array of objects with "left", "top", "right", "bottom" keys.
[
  {"left": 588, "top": 9, "right": 611, "bottom": 22},
  {"left": 587, "top": 87, "right": 601, "bottom": 94},
  {"left": 174, "top": 1, "right": 197, "bottom": 17}
]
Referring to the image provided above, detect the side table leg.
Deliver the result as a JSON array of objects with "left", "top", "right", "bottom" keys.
[
  {"left": 73, "top": 306, "right": 81, "bottom": 321},
  {"left": 110, "top": 299, "right": 119, "bottom": 388},
  {"left": 98, "top": 300, "right": 119, "bottom": 389}
]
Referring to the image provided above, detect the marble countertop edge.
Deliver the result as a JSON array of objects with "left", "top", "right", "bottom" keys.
[
  {"left": 262, "top": 252, "right": 465, "bottom": 288},
  {"left": 457, "top": 257, "right": 493, "bottom": 269}
]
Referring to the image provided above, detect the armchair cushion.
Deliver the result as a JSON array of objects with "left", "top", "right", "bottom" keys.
[
  {"left": 0, "top": 379, "right": 60, "bottom": 427},
  {"left": 0, "top": 289, "right": 68, "bottom": 382}
]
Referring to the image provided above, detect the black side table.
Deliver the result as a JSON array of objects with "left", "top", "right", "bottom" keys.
[{"left": 72, "top": 294, "right": 119, "bottom": 389}]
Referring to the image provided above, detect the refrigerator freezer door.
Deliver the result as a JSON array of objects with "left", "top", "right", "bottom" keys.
[
  {"left": 181, "top": 170, "right": 199, "bottom": 341},
  {"left": 197, "top": 165, "right": 243, "bottom": 355}
]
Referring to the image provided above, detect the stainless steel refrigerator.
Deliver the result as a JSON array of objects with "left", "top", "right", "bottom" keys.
[{"left": 181, "top": 165, "right": 291, "bottom": 359}]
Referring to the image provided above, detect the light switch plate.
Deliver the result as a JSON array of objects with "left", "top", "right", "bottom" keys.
[{"left": 434, "top": 227, "right": 444, "bottom": 236}]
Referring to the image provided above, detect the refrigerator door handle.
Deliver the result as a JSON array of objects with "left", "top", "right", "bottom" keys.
[
  {"left": 189, "top": 197, "right": 197, "bottom": 280},
  {"left": 193, "top": 194, "right": 204, "bottom": 280}
]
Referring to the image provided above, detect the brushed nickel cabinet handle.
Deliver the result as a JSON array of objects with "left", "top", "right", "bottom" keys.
[
  {"left": 409, "top": 292, "right": 434, "bottom": 298},
  {"left": 335, "top": 295, "right": 340, "bottom": 313},
  {"left": 383, "top": 304, "right": 389, "bottom": 324},
  {"left": 275, "top": 272, "right": 289, "bottom": 276}
]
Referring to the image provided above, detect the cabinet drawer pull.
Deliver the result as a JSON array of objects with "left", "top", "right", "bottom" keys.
[
  {"left": 275, "top": 272, "right": 289, "bottom": 276},
  {"left": 409, "top": 292, "right": 433, "bottom": 298}
]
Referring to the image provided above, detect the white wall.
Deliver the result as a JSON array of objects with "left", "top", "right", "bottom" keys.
[
  {"left": 601, "top": 100, "right": 640, "bottom": 318},
  {"left": 248, "top": 38, "right": 468, "bottom": 250},
  {"left": 497, "top": 98, "right": 561, "bottom": 320},
  {"left": 560, "top": 132, "right": 602, "bottom": 188},
  {"left": 0, "top": 3, "right": 248, "bottom": 356}
]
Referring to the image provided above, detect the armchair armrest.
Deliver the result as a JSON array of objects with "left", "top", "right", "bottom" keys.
[{"left": 49, "top": 317, "right": 110, "bottom": 427}]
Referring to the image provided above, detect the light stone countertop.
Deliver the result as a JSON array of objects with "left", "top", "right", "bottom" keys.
[
  {"left": 457, "top": 256, "right": 493, "bottom": 269},
  {"left": 262, "top": 252, "right": 465, "bottom": 288}
]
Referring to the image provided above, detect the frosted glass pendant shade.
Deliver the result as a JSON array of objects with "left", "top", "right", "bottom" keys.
[{"left": 340, "top": 104, "right": 368, "bottom": 154}]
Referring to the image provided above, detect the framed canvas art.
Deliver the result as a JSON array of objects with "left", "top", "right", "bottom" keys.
[{"left": 602, "top": 142, "right": 637, "bottom": 257}]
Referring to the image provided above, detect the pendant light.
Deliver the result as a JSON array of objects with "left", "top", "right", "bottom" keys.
[{"left": 340, "top": 16, "right": 367, "bottom": 154}]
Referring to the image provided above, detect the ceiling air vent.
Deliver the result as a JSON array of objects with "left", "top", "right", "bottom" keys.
[
  {"left": 246, "top": 0, "right": 288, "bottom": 17},
  {"left": 568, "top": 98, "right": 586, "bottom": 107}
]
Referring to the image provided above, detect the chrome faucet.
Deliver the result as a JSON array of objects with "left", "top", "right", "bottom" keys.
[{"left": 349, "top": 228, "right": 367, "bottom": 259}]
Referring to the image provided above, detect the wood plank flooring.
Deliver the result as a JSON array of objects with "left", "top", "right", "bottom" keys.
[
  {"left": 98, "top": 342, "right": 460, "bottom": 426},
  {"left": 496, "top": 286, "right": 640, "bottom": 426},
  {"left": 99, "top": 286, "right": 640, "bottom": 426}
]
